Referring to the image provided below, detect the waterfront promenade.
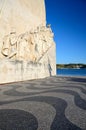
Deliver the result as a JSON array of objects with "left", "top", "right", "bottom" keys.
[{"left": 0, "top": 76, "right": 86, "bottom": 130}]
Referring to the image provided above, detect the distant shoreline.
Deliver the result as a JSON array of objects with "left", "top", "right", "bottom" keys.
[{"left": 56, "top": 64, "right": 86, "bottom": 69}]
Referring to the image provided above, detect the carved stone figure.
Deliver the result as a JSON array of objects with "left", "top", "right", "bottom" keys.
[
  {"left": 17, "top": 31, "right": 37, "bottom": 62},
  {"left": 17, "top": 33, "right": 29, "bottom": 61},
  {"left": 1, "top": 25, "right": 54, "bottom": 62},
  {"left": 38, "top": 25, "right": 54, "bottom": 55},
  {"left": 1, "top": 30, "right": 17, "bottom": 59},
  {"left": 28, "top": 32, "right": 37, "bottom": 62}
]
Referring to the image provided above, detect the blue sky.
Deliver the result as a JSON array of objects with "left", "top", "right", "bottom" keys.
[{"left": 45, "top": 0, "right": 86, "bottom": 64}]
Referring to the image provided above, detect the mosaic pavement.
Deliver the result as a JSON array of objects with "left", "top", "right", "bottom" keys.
[{"left": 0, "top": 76, "right": 86, "bottom": 130}]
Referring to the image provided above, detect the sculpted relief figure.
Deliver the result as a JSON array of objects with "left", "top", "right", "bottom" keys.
[
  {"left": 1, "top": 25, "right": 54, "bottom": 62},
  {"left": 17, "top": 31, "right": 37, "bottom": 62},
  {"left": 33, "top": 28, "right": 43, "bottom": 58},
  {"left": 29, "top": 25, "right": 54, "bottom": 62},
  {"left": 46, "top": 24, "right": 54, "bottom": 45},
  {"left": 17, "top": 32, "right": 30, "bottom": 61},
  {"left": 1, "top": 29, "right": 17, "bottom": 59},
  {"left": 29, "top": 31, "right": 38, "bottom": 62},
  {"left": 37, "top": 25, "right": 54, "bottom": 56}
]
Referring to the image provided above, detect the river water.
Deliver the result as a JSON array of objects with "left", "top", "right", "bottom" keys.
[{"left": 57, "top": 68, "right": 86, "bottom": 76}]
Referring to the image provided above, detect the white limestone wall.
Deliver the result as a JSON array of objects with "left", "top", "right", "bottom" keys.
[
  {"left": 0, "top": 0, "right": 56, "bottom": 84},
  {"left": 0, "top": 0, "right": 46, "bottom": 55}
]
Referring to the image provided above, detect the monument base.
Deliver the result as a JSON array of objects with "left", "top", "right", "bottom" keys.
[
  {"left": 0, "top": 40, "right": 56, "bottom": 84},
  {"left": 0, "top": 61, "right": 47, "bottom": 84}
]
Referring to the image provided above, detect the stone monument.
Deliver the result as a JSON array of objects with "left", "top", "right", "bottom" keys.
[{"left": 0, "top": 0, "right": 56, "bottom": 83}]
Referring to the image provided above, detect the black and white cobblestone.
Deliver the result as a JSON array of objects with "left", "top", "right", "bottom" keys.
[{"left": 0, "top": 76, "right": 86, "bottom": 130}]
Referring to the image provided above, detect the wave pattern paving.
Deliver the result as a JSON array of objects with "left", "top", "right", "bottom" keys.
[{"left": 0, "top": 76, "right": 86, "bottom": 130}]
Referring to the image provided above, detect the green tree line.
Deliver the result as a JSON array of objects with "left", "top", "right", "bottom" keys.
[{"left": 56, "top": 64, "right": 86, "bottom": 69}]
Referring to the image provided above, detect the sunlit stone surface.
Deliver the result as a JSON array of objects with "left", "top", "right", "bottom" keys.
[{"left": 0, "top": 0, "right": 56, "bottom": 83}]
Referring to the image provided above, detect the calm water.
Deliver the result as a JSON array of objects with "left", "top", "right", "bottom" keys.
[{"left": 57, "top": 68, "right": 86, "bottom": 76}]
